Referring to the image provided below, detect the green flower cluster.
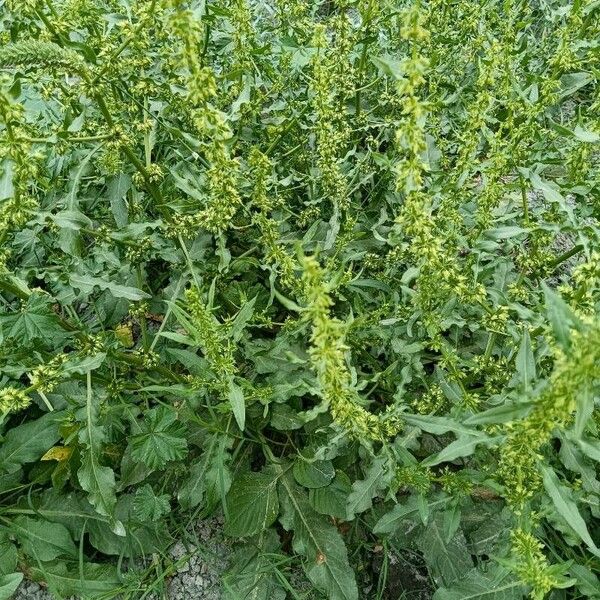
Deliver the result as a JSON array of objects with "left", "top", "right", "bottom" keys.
[
  {"left": 0, "top": 387, "right": 30, "bottom": 414},
  {"left": 510, "top": 529, "right": 567, "bottom": 600},
  {"left": 185, "top": 286, "right": 236, "bottom": 388},
  {"left": 249, "top": 149, "right": 298, "bottom": 290},
  {"left": 166, "top": 1, "right": 240, "bottom": 234},
  {"left": 301, "top": 255, "right": 401, "bottom": 440},
  {"left": 499, "top": 322, "right": 600, "bottom": 508},
  {"left": 310, "top": 22, "right": 352, "bottom": 210}
]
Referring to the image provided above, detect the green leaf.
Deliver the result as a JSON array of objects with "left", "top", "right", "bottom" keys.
[
  {"left": 374, "top": 496, "right": 448, "bottom": 534},
  {"left": 515, "top": 329, "right": 535, "bottom": 390},
  {"left": 223, "top": 529, "right": 286, "bottom": 600},
  {"left": 11, "top": 516, "right": 77, "bottom": 561},
  {"left": 225, "top": 469, "right": 280, "bottom": 537},
  {"left": 572, "top": 125, "right": 600, "bottom": 143},
  {"left": 559, "top": 72, "right": 594, "bottom": 98},
  {"left": 418, "top": 513, "right": 473, "bottom": 586},
  {"left": 279, "top": 473, "right": 358, "bottom": 600},
  {"left": 569, "top": 563, "right": 600, "bottom": 599},
  {"left": 52, "top": 209, "right": 93, "bottom": 230},
  {"left": 542, "top": 283, "right": 581, "bottom": 349},
  {"left": 577, "top": 438, "right": 600, "bottom": 462},
  {"left": 107, "top": 173, "right": 131, "bottom": 227},
  {"left": 540, "top": 464, "right": 600, "bottom": 557},
  {"left": 465, "top": 402, "right": 533, "bottom": 425},
  {"left": 370, "top": 55, "right": 403, "bottom": 79},
  {"left": 422, "top": 435, "right": 501, "bottom": 467},
  {"left": 70, "top": 274, "right": 150, "bottom": 300},
  {"left": 77, "top": 398, "right": 118, "bottom": 522},
  {"left": 0, "top": 411, "right": 64, "bottom": 474},
  {"left": 309, "top": 473, "right": 352, "bottom": 519},
  {"left": 178, "top": 433, "right": 232, "bottom": 511},
  {"left": 28, "top": 561, "right": 121, "bottom": 598},
  {"left": 403, "top": 414, "right": 480, "bottom": 436},
  {"left": 229, "top": 296, "right": 257, "bottom": 342},
  {"left": 0, "top": 293, "right": 63, "bottom": 343},
  {"left": 0, "top": 533, "right": 17, "bottom": 577},
  {"left": 129, "top": 406, "right": 188, "bottom": 469},
  {"left": 432, "top": 566, "right": 525, "bottom": 600},
  {"left": 228, "top": 380, "right": 246, "bottom": 431},
  {"left": 346, "top": 456, "right": 393, "bottom": 520},
  {"left": 0, "top": 573, "right": 22, "bottom": 600},
  {"left": 78, "top": 453, "right": 118, "bottom": 521},
  {"left": 133, "top": 484, "right": 170, "bottom": 522},
  {"left": 293, "top": 459, "right": 335, "bottom": 489}
]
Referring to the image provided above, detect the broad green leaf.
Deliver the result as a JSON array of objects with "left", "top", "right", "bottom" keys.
[
  {"left": 70, "top": 274, "right": 150, "bottom": 300},
  {"left": 432, "top": 566, "right": 525, "bottom": 600},
  {"left": 559, "top": 72, "right": 594, "bottom": 98},
  {"left": 28, "top": 561, "right": 121, "bottom": 598},
  {"left": 52, "top": 209, "right": 93, "bottom": 230},
  {"left": 569, "top": 564, "right": 600, "bottom": 598},
  {"left": 403, "top": 414, "right": 480, "bottom": 436},
  {"left": 107, "top": 173, "right": 131, "bottom": 227},
  {"left": 541, "top": 464, "right": 600, "bottom": 556},
  {"left": 128, "top": 406, "right": 188, "bottom": 469},
  {"left": 11, "top": 516, "right": 77, "bottom": 561},
  {"left": 77, "top": 396, "right": 118, "bottom": 522},
  {"left": 542, "top": 283, "right": 581, "bottom": 348},
  {"left": 78, "top": 454, "right": 118, "bottom": 521},
  {"left": 178, "top": 433, "right": 232, "bottom": 511},
  {"left": 0, "top": 411, "right": 64, "bottom": 474},
  {"left": 465, "top": 403, "right": 533, "bottom": 425},
  {"left": 422, "top": 435, "right": 501, "bottom": 467},
  {"left": 0, "top": 533, "right": 17, "bottom": 576},
  {"left": 223, "top": 529, "right": 286, "bottom": 600},
  {"left": 346, "top": 456, "right": 393, "bottom": 520},
  {"left": 225, "top": 469, "right": 279, "bottom": 537},
  {"left": 279, "top": 474, "right": 358, "bottom": 600},
  {"left": 577, "top": 438, "right": 600, "bottom": 462},
  {"left": 371, "top": 55, "right": 403, "bottom": 79},
  {"left": 515, "top": 329, "right": 535, "bottom": 390},
  {"left": 0, "top": 573, "right": 22, "bottom": 600},
  {"left": 374, "top": 496, "right": 448, "bottom": 534},
  {"left": 309, "top": 473, "right": 352, "bottom": 519},
  {"left": 133, "top": 484, "right": 170, "bottom": 522},
  {"left": 0, "top": 159, "right": 14, "bottom": 201},
  {"left": 559, "top": 435, "right": 600, "bottom": 495},
  {"left": 228, "top": 380, "right": 246, "bottom": 431},
  {"left": 418, "top": 513, "right": 473, "bottom": 586},
  {"left": 293, "top": 459, "right": 335, "bottom": 489},
  {"left": 574, "top": 388, "right": 594, "bottom": 439},
  {"left": 229, "top": 296, "right": 257, "bottom": 342},
  {"left": 0, "top": 293, "right": 63, "bottom": 343}
]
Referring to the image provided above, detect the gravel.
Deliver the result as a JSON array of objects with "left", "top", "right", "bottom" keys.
[{"left": 157, "top": 516, "right": 228, "bottom": 600}]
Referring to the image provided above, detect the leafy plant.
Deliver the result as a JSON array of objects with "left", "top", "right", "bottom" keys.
[{"left": 0, "top": 0, "right": 599, "bottom": 599}]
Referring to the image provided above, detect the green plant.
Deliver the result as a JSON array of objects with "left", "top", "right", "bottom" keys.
[{"left": 0, "top": 1, "right": 599, "bottom": 599}]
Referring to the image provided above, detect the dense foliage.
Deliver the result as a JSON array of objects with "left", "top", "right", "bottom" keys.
[{"left": 0, "top": 0, "right": 599, "bottom": 598}]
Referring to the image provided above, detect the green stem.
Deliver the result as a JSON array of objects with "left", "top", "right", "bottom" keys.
[{"left": 549, "top": 244, "right": 584, "bottom": 269}]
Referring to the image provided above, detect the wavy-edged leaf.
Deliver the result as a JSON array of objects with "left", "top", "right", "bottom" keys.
[
  {"left": 0, "top": 411, "right": 64, "bottom": 474},
  {"left": 0, "top": 573, "right": 22, "bottom": 600},
  {"left": 422, "top": 435, "right": 501, "bottom": 467},
  {"left": 128, "top": 406, "right": 188, "bottom": 470},
  {"left": 293, "top": 459, "right": 335, "bottom": 489},
  {"left": 223, "top": 529, "right": 286, "bottom": 600},
  {"left": 346, "top": 456, "right": 393, "bottom": 520},
  {"left": 279, "top": 473, "right": 358, "bottom": 600},
  {"left": 541, "top": 464, "right": 600, "bottom": 557},
  {"left": 432, "top": 566, "right": 525, "bottom": 600},
  {"left": 225, "top": 469, "right": 279, "bottom": 537},
  {"left": 11, "top": 516, "right": 76, "bottom": 561}
]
